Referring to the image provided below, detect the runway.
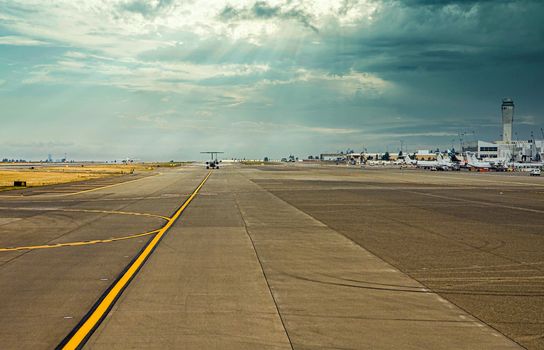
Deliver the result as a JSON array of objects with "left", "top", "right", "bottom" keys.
[{"left": 0, "top": 165, "right": 537, "bottom": 349}]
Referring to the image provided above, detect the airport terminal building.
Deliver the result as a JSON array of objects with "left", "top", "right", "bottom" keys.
[
  {"left": 463, "top": 99, "right": 544, "bottom": 162},
  {"left": 463, "top": 139, "right": 544, "bottom": 161}
]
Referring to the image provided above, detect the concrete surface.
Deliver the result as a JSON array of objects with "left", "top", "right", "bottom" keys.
[
  {"left": 252, "top": 165, "right": 544, "bottom": 349},
  {"left": 0, "top": 169, "right": 205, "bottom": 348},
  {"left": 0, "top": 165, "right": 538, "bottom": 349}
]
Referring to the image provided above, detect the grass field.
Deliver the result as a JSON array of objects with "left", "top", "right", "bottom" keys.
[{"left": 0, "top": 162, "right": 188, "bottom": 190}]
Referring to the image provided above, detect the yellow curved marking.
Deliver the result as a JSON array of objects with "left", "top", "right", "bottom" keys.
[
  {"left": 0, "top": 229, "right": 161, "bottom": 252},
  {"left": 61, "top": 171, "right": 211, "bottom": 350},
  {"left": 62, "top": 208, "right": 171, "bottom": 221},
  {"left": 0, "top": 206, "right": 170, "bottom": 221}
]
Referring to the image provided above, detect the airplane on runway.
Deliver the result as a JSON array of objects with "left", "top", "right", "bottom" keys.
[{"left": 201, "top": 151, "right": 224, "bottom": 169}]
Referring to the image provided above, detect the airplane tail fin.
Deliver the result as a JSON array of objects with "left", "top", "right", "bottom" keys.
[{"left": 465, "top": 152, "right": 476, "bottom": 164}]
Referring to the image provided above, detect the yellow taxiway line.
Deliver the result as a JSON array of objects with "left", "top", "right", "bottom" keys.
[
  {"left": 0, "top": 229, "right": 161, "bottom": 252},
  {"left": 58, "top": 171, "right": 212, "bottom": 350}
]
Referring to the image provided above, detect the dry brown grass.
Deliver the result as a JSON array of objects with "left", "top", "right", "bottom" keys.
[
  {"left": 0, "top": 164, "right": 141, "bottom": 188},
  {"left": 240, "top": 161, "right": 281, "bottom": 165},
  {"left": 0, "top": 162, "right": 193, "bottom": 189}
]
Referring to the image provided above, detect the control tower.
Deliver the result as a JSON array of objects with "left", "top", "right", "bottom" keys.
[{"left": 501, "top": 98, "right": 514, "bottom": 142}]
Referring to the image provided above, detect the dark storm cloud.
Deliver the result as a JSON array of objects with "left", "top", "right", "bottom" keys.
[
  {"left": 218, "top": 1, "right": 318, "bottom": 32},
  {"left": 140, "top": 0, "right": 544, "bottom": 134},
  {"left": 301, "top": 0, "right": 544, "bottom": 144},
  {"left": 398, "top": 0, "right": 508, "bottom": 5},
  {"left": 295, "top": 0, "right": 544, "bottom": 83},
  {"left": 159, "top": 0, "right": 544, "bottom": 77}
]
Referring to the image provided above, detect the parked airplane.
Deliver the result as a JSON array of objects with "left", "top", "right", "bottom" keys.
[
  {"left": 366, "top": 159, "right": 387, "bottom": 166},
  {"left": 403, "top": 154, "right": 418, "bottom": 166},
  {"left": 404, "top": 153, "right": 457, "bottom": 170},
  {"left": 393, "top": 156, "right": 408, "bottom": 165},
  {"left": 404, "top": 154, "right": 452, "bottom": 170},
  {"left": 465, "top": 152, "right": 500, "bottom": 170}
]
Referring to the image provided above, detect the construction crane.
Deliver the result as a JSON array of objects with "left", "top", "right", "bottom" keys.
[{"left": 458, "top": 130, "right": 475, "bottom": 151}]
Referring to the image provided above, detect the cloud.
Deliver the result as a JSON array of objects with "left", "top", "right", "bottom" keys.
[
  {"left": 119, "top": 0, "right": 175, "bottom": 17},
  {"left": 229, "top": 121, "right": 362, "bottom": 135},
  {"left": 306, "top": 0, "right": 543, "bottom": 77},
  {"left": 0, "top": 0, "right": 543, "bottom": 159},
  {"left": 516, "top": 115, "right": 538, "bottom": 126},
  {"left": 0, "top": 0, "right": 378, "bottom": 56},
  {"left": 20, "top": 49, "right": 392, "bottom": 108},
  {"left": 306, "top": 126, "right": 360, "bottom": 134},
  {"left": 219, "top": 1, "right": 319, "bottom": 32},
  {"left": 6, "top": 140, "right": 75, "bottom": 148},
  {"left": 398, "top": 0, "right": 511, "bottom": 6},
  {"left": 0, "top": 35, "right": 48, "bottom": 46}
]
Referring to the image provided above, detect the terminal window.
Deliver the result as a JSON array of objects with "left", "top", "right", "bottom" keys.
[{"left": 480, "top": 147, "right": 498, "bottom": 152}]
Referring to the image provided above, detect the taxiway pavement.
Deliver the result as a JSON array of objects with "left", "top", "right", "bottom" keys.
[{"left": 0, "top": 165, "right": 534, "bottom": 349}]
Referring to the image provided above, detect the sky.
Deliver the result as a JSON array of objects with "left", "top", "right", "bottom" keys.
[{"left": 0, "top": 0, "right": 543, "bottom": 161}]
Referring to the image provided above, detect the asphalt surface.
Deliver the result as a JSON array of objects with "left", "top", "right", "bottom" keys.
[
  {"left": 0, "top": 164, "right": 536, "bottom": 349},
  {"left": 252, "top": 165, "right": 544, "bottom": 350},
  {"left": 0, "top": 169, "right": 205, "bottom": 348}
]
